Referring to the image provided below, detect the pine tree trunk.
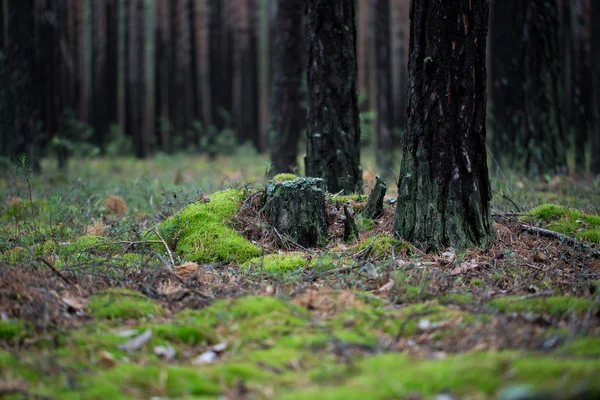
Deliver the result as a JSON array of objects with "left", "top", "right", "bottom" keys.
[
  {"left": 394, "top": 0, "right": 493, "bottom": 250},
  {"left": 374, "top": 0, "right": 394, "bottom": 173},
  {"left": 80, "top": 0, "right": 92, "bottom": 123},
  {"left": 592, "top": 0, "right": 600, "bottom": 175},
  {"left": 389, "top": 0, "right": 408, "bottom": 135},
  {"left": 357, "top": 0, "right": 370, "bottom": 109},
  {"left": 304, "top": 0, "right": 362, "bottom": 194},
  {"left": 142, "top": 0, "right": 155, "bottom": 157},
  {"left": 156, "top": 0, "right": 171, "bottom": 152},
  {"left": 94, "top": 0, "right": 107, "bottom": 147},
  {"left": 571, "top": 0, "right": 591, "bottom": 174},
  {"left": 270, "top": 0, "right": 304, "bottom": 175},
  {"left": 116, "top": 0, "right": 126, "bottom": 134},
  {"left": 490, "top": 0, "right": 566, "bottom": 175}
]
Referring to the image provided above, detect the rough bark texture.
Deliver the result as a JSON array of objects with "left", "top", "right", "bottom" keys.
[
  {"left": 363, "top": 176, "right": 387, "bottom": 219},
  {"left": 270, "top": 0, "right": 304, "bottom": 175},
  {"left": 592, "top": 0, "right": 600, "bottom": 175},
  {"left": 264, "top": 177, "right": 327, "bottom": 247},
  {"left": 394, "top": 0, "right": 493, "bottom": 250},
  {"left": 343, "top": 205, "right": 358, "bottom": 242},
  {"left": 304, "top": 0, "right": 362, "bottom": 194},
  {"left": 489, "top": 0, "right": 566, "bottom": 175}
]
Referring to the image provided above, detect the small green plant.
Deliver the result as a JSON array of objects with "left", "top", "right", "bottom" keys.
[{"left": 105, "top": 124, "right": 133, "bottom": 156}]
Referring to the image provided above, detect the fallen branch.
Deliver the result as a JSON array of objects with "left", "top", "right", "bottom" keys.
[
  {"left": 521, "top": 224, "right": 589, "bottom": 249},
  {"left": 153, "top": 228, "right": 175, "bottom": 267},
  {"left": 37, "top": 257, "right": 71, "bottom": 285}
]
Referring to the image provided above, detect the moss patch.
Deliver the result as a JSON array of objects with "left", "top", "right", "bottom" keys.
[
  {"left": 88, "top": 289, "right": 165, "bottom": 319},
  {"left": 242, "top": 252, "right": 309, "bottom": 272},
  {"left": 354, "top": 233, "right": 405, "bottom": 258},
  {"left": 522, "top": 204, "right": 600, "bottom": 243},
  {"left": 0, "top": 319, "right": 28, "bottom": 340},
  {"left": 489, "top": 295, "right": 596, "bottom": 315},
  {"left": 155, "top": 189, "right": 260, "bottom": 263},
  {"left": 273, "top": 173, "right": 298, "bottom": 182}
]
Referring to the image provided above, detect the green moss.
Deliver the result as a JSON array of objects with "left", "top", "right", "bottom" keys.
[
  {"left": 0, "top": 319, "right": 28, "bottom": 340},
  {"left": 280, "top": 352, "right": 600, "bottom": 399},
  {"left": 521, "top": 204, "right": 600, "bottom": 243},
  {"left": 88, "top": 289, "right": 164, "bottom": 319},
  {"left": 354, "top": 233, "right": 405, "bottom": 258},
  {"left": 152, "top": 323, "right": 216, "bottom": 345},
  {"left": 330, "top": 194, "right": 368, "bottom": 203},
  {"left": 154, "top": 189, "right": 260, "bottom": 263},
  {"left": 273, "top": 173, "right": 298, "bottom": 182},
  {"left": 242, "top": 252, "right": 309, "bottom": 272},
  {"left": 489, "top": 295, "right": 596, "bottom": 315},
  {"left": 561, "top": 337, "right": 600, "bottom": 357}
]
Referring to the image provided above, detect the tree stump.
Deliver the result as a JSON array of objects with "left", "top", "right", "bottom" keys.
[
  {"left": 363, "top": 176, "right": 387, "bottom": 219},
  {"left": 264, "top": 177, "right": 328, "bottom": 247}
]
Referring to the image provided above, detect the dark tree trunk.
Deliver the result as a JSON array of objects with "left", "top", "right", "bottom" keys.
[
  {"left": 490, "top": 0, "right": 566, "bottom": 175},
  {"left": 390, "top": 0, "right": 409, "bottom": 137},
  {"left": 592, "top": 0, "right": 600, "bottom": 175},
  {"left": 394, "top": 0, "right": 493, "bottom": 250},
  {"left": 570, "top": 0, "right": 591, "bottom": 174},
  {"left": 6, "top": 0, "right": 41, "bottom": 171},
  {"left": 374, "top": 0, "right": 394, "bottom": 173},
  {"left": 270, "top": 0, "right": 304, "bottom": 175},
  {"left": 304, "top": 0, "right": 362, "bottom": 194}
]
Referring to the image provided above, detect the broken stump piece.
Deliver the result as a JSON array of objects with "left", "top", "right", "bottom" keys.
[
  {"left": 363, "top": 176, "right": 387, "bottom": 219},
  {"left": 343, "top": 205, "right": 358, "bottom": 242},
  {"left": 264, "top": 177, "right": 327, "bottom": 247}
]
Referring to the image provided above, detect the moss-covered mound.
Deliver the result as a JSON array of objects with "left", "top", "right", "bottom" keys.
[
  {"left": 89, "top": 289, "right": 165, "bottom": 319},
  {"left": 242, "top": 252, "right": 309, "bottom": 272},
  {"left": 155, "top": 189, "right": 260, "bottom": 263},
  {"left": 523, "top": 203, "right": 600, "bottom": 243}
]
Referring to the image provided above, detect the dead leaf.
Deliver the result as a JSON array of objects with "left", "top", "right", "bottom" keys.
[
  {"left": 61, "top": 296, "right": 86, "bottom": 312},
  {"left": 118, "top": 329, "right": 152, "bottom": 351},
  {"left": 375, "top": 279, "right": 395, "bottom": 294},
  {"left": 98, "top": 350, "right": 117, "bottom": 368},
  {"left": 174, "top": 262, "right": 200, "bottom": 278},
  {"left": 450, "top": 260, "right": 479, "bottom": 275}
]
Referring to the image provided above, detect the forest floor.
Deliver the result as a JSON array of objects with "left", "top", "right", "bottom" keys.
[{"left": 1, "top": 152, "right": 600, "bottom": 400}]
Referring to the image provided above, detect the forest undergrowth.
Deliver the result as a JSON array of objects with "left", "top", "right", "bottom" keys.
[{"left": 1, "top": 153, "right": 599, "bottom": 399}]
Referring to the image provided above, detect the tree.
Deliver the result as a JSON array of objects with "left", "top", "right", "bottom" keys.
[
  {"left": 394, "top": 0, "right": 493, "bottom": 250},
  {"left": 489, "top": 0, "right": 566, "bottom": 175},
  {"left": 304, "top": 0, "right": 362, "bottom": 194},
  {"left": 269, "top": 0, "right": 304, "bottom": 175},
  {"left": 374, "top": 0, "right": 394, "bottom": 172},
  {"left": 592, "top": 0, "right": 600, "bottom": 175}
]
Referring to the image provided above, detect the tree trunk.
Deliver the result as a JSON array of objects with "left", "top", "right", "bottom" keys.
[
  {"left": 592, "top": 0, "right": 600, "bottom": 175},
  {"left": 116, "top": 0, "right": 126, "bottom": 135},
  {"left": 374, "top": 0, "right": 394, "bottom": 173},
  {"left": 489, "top": 0, "right": 566, "bottom": 175},
  {"left": 257, "top": 0, "right": 270, "bottom": 152},
  {"left": 6, "top": 0, "right": 41, "bottom": 171},
  {"left": 357, "top": 0, "right": 370, "bottom": 109},
  {"left": 304, "top": 0, "right": 362, "bottom": 194},
  {"left": 79, "top": 0, "right": 92, "bottom": 123},
  {"left": 390, "top": 0, "right": 408, "bottom": 136},
  {"left": 264, "top": 177, "right": 328, "bottom": 247},
  {"left": 270, "top": 0, "right": 304, "bottom": 175},
  {"left": 156, "top": 0, "right": 171, "bottom": 152},
  {"left": 141, "top": 0, "right": 155, "bottom": 157},
  {"left": 570, "top": 0, "right": 591, "bottom": 174},
  {"left": 394, "top": 0, "right": 493, "bottom": 250}
]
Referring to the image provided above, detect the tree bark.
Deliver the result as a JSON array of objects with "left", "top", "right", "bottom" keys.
[
  {"left": 394, "top": 0, "right": 493, "bottom": 250},
  {"left": 270, "top": 0, "right": 304, "bottom": 175},
  {"left": 592, "top": 0, "right": 600, "bottom": 175},
  {"left": 264, "top": 177, "right": 328, "bottom": 247},
  {"left": 304, "top": 0, "right": 362, "bottom": 194},
  {"left": 374, "top": 0, "right": 394, "bottom": 173},
  {"left": 489, "top": 0, "right": 566, "bottom": 175}
]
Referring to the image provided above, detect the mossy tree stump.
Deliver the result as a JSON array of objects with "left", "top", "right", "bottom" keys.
[
  {"left": 264, "top": 177, "right": 327, "bottom": 247},
  {"left": 363, "top": 176, "right": 387, "bottom": 219}
]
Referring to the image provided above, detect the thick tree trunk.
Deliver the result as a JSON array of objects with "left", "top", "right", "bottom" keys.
[
  {"left": 6, "top": 0, "right": 41, "bottom": 171},
  {"left": 490, "top": 0, "right": 566, "bottom": 175},
  {"left": 141, "top": 0, "right": 155, "bottom": 157},
  {"left": 116, "top": 0, "right": 126, "bottom": 135},
  {"left": 156, "top": 0, "right": 171, "bottom": 152},
  {"left": 390, "top": 0, "right": 408, "bottom": 136},
  {"left": 270, "top": 0, "right": 304, "bottom": 175},
  {"left": 394, "top": 0, "right": 493, "bottom": 250},
  {"left": 264, "top": 177, "right": 328, "bottom": 247},
  {"left": 592, "top": 0, "right": 600, "bottom": 175},
  {"left": 304, "top": 0, "right": 362, "bottom": 194},
  {"left": 357, "top": 0, "right": 370, "bottom": 109},
  {"left": 374, "top": 0, "right": 394, "bottom": 173}
]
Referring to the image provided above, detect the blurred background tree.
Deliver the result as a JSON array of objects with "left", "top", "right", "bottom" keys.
[{"left": 0, "top": 0, "right": 597, "bottom": 179}]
